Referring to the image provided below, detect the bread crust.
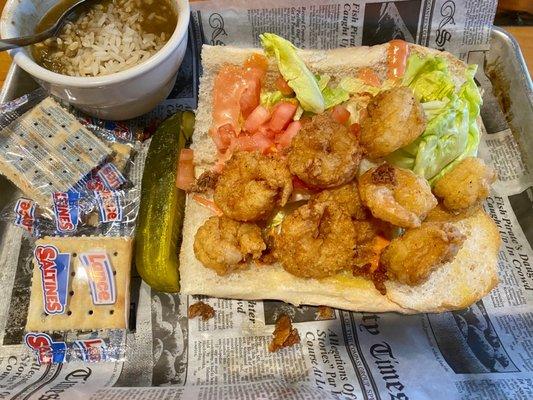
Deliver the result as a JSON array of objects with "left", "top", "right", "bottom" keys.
[{"left": 180, "top": 43, "right": 500, "bottom": 313}]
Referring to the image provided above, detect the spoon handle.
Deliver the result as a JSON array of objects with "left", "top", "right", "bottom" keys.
[{"left": 0, "top": 30, "right": 54, "bottom": 52}]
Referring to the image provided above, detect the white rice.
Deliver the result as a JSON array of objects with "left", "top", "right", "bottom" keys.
[{"left": 39, "top": 0, "right": 170, "bottom": 77}]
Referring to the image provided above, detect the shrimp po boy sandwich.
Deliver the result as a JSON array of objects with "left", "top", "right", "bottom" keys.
[{"left": 178, "top": 34, "right": 500, "bottom": 313}]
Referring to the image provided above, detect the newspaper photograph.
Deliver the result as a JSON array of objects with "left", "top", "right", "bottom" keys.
[{"left": 0, "top": 0, "right": 532, "bottom": 399}]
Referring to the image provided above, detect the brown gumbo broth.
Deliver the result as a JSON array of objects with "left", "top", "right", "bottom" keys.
[{"left": 32, "top": 0, "right": 178, "bottom": 76}]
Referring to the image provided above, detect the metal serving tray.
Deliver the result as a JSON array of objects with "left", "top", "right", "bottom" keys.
[{"left": 0, "top": 25, "right": 531, "bottom": 314}]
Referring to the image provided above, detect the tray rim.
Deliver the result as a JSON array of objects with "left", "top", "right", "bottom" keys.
[{"left": 491, "top": 26, "right": 533, "bottom": 93}]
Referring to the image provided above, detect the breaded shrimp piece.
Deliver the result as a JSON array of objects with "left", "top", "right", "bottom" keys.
[
  {"left": 275, "top": 201, "right": 356, "bottom": 279},
  {"left": 433, "top": 157, "right": 496, "bottom": 212},
  {"left": 288, "top": 114, "right": 362, "bottom": 188},
  {"left": 358, "top": 163, "right": 437, "bottom": 228},
  {"left": 194, "top": 216, "right": 266, "bottom": 275},
  {"left": 380, "top": 222, "right": 465, "bottom": 285},
  {"left": 311, "top": 182, "right": 367, "bottom": 220},
  {"left": 214, "top": 151, "right": 292, "bottom": 221},
  {"left": 360, "top": 87, "right": 426, "bottom": 158}
]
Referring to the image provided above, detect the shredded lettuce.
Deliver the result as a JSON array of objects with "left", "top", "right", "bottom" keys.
[
  {"left": 388, "top": 58, "right": 482, "bottom": 184},
  {"left": 260, "top": 91, "right": 285, "bottom": 108},
  {"left": 322, "top": 86, "right": 350, "bottom": 109},
  {"left": 316, "top": 74, "right": 331, "bottom": 91},
  {"left": 339, "top": 77, "right": 381, "bottom": 96},
  {"left": 260, "top": 33, "right": 325, "bottom": 113}
]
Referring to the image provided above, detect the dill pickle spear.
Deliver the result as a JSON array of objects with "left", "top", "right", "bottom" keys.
[{"left": 135, "top": 111, "right": 195, "bottom": 293}]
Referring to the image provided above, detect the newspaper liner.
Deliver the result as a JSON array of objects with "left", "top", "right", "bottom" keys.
[{"left": 1, "top": 1, "right": 532, "bottom": 399}]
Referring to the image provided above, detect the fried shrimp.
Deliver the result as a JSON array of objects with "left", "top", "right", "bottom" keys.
[
  {"left": 275, "top": 201, "right": 356, "bottom": 279},
  {"left": 360, "top": 87, "right": 426, "bottom": 158},
  {"left": 214, "top": 151, "right": 293, "bottom": 221},
  {"left": 288, "top": 114, "right": 362, "bottom": 188},
  {"left": 311, "top": 182, "right": 367, "bottom": 220},
  {"left": 433, "top": 157, "right": 496, "bottom": 212},
  {"left": 358, "top": 163, "right": 437, "bottom": 228},
  {"left": 380, "top": 222, "right": 465, "bottom": 285},
  {"left": 194, "top": 216, "right": 266, "bottom": 275}
]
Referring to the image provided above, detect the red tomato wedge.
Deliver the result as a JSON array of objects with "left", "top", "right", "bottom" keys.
[
  {"left": 212, "top": 123, "right": 236, "bottom": 152},
  {"left": 244, "top": 53, "right": 269, "bottom": 73},
  {"left": 240, "top": 77, "right": 261, "bottom": 119},
  {"left": 257, "top": 125, "right": 277, "bottom": 139},
  {"left": 240, "top": 53, "right": 269, "bottom": 118},
  {"left": 357, "top": 67, "right": 381, "bottom": 87},
  {"left": 387, "top": 39, "right": 410, "bottom": 79},
  {"left": 210, "top": 65, "right": 247, "bottom": 140},
  {"left": 176, "top": 149, "right": 195, "bottom": 190},
  {"left": 192, "top": 194, "right": 223, "bottom": 216},
  {"left": 232, "top": 132, "right": 274, "bottom": 154},
  {"left": 276, "top": 120, "right": 302, "bottom": 149},
  {"left": 331, "top": 105, "right": 350, "bottom": 124},
  {"left": 244, "top": 105, "right": 271, "bottom": 133},
  {"left": 275, "top": 75, "right": 294, "bottom": 96},
  {"left": 269, "top": 102, "right": 298, "bottom": 132}
]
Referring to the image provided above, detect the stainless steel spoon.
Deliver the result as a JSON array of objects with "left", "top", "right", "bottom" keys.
[{"left": 0, "top": 0, "right": 95, "bottom": 52}]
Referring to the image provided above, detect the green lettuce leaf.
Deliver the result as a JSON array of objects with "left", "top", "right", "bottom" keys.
[
  {"left": 322, "top": 86, "right": 350, "bottom": 109},
  {"left": 339, "top": 76, "right": 381, "bottom": 96},
  {"left": 403, "top": 54, "right": 455, "bottom": 102},
  {"left": 260, "top": 33, "right": 325, "bottom": 113},
  {"left": 316, "top": 74, "right": 331, "bottom": 91},
  {"left": 387, "top": 56, "right": 482, "bottom": 184},
  {"left": 260, "top": 90, "right": 284, "bottom": 108},
  {"left": 313, "top": 74, "right": 350, "bottom": 109}
]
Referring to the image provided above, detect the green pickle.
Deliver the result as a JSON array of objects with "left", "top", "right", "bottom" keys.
[{"left": 135, "top": 111, "right": 195, "bottom": 292}]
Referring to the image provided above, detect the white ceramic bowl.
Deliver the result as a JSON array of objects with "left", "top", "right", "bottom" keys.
[{"left": 0, "top": 0, "right": 190, "bottom": 120}]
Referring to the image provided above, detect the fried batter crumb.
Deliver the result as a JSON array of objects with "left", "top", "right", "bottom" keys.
[
  {"left": 268, "top": 314, "right": 301, "bottom": 352},
  {"left": 316, "top": 306, "right": 335, "bottom": 320},
  {"left": 188, "top": 301, "right": 215, "bottom": 321},
  {"left": 190, "top": 170, "right": 220, "bottom": 193},
  {"left": 371, "top": 163, "right": 397, "bottom": 185},
  {"left": 353, "top": 263, "right": 388, "bottom": 295}
]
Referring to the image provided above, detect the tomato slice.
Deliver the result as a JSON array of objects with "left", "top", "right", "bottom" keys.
[
  {"left": 210, "top": 65, "right": 247, "bottom": 138},
  {"left": 241, "top": 53, "right": 269, "bottom": 119},
  {"left": 244, "top": 105, "right": 271, "bottom": 133},
  {"left": 240, "top": 76, "right": 261, "bottom": 119},
  {"left": 357, "top": 67, "right": 381, "bottom": 87},
  {"left": 244, "top": 53, "right": 269, "bottom": 73},
  {"left": 212, "top": 123, "right": 236, "bottom": 152},
  {"left": 387, "top": 39, "right": 410, "bottom": 79},
  {"left": 233, "top": 132, "right": 274, "bottom": 154},
  {"left": 275, "top": 120, "right": 301, "bottom": 149},
  {"left": 268, "top": 102, "right": 298, "bottom": 132},
  {"left": 331, "top": 105, "right": 350, "bottom": 124},
  {"left": 275, "top": 75, "right": 294, "bottom": 96},
  {"left": 176, "top": 149, "right": 195, "bottom": 190}
]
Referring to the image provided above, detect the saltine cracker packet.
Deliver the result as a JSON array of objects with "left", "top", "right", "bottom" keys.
[
  {"left": 26, "top": 236, "right": 133, "bottom": 331},
  {"left": 0, "top": 97, "right": 113, "bottom": 208},
  {"left": 24, "top": 236, "right": 133, "bottom": 364}
]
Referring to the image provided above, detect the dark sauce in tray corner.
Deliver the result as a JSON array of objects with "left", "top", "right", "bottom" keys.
[{"left": 31, "top": 0, "right": 178, "bottom": 74}]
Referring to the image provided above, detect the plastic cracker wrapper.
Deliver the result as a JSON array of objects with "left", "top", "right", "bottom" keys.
[
  {"left": 0, "top": 91, "right": 137, "bottom": 210},
  {"left": 23, "top": 236, "right": 133, "bottom": 364},
  {"left": 1, "top": 187, "right": 139, "bottom": 238},
  {"left": 0, "top": 91, "right": 154, "bottom": 366},
  {"left": 0, "top": 91, "right": 153, "bottom": 238},
  {"left": 0, "top": 157, "right": 142, "bottom": 237}
]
